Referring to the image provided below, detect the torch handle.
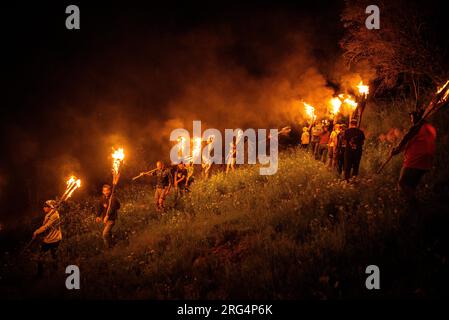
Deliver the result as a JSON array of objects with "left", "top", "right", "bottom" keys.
[
  {"left": 132, "top": 168, "right": 157, "bottom": 181},
  {"left": 377, "top": 154, "right": 393, "bottom": 174},
  {"left": 104, "top": 182, "right": 117, "bottom": 222}
]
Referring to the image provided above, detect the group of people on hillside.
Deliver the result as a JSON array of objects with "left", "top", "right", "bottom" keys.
[
  {"left": 30, "top": 110, "right": 437, "bottom": 278},
  {"left": 301, "top": 118, "right": 366, "bottom": 180}
]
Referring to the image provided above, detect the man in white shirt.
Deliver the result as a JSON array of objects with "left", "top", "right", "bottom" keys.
[{"left": 33, "top": 200, "right": 62, "bottom": 277}]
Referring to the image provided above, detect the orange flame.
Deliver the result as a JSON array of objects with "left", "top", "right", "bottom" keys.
[
  {"left": 357, "top": 81, "right": 369, "bottom": 97},
  {"left": 329, "top": 97, "right": 342, "bottom": 114},
  {"left": 65, "top": 175, "right": 81, "bottom": 199},
  {"left": 303, "top": 102, "right": 316, "bottom": 121},
  {"left": 177, "top": 137, "right": 187, "bottom": 155},
  {"left": 112, "top": 147, "right": 125, "bottom": 176},
  {"left": 437, "top": 80, "right": 449, "bottom": 102},
  {"left": 192, "top": 137, "right": 202, "bottom": 159},
  {"left": 339, "top": 94, "right": 358, "bottom": 111}
]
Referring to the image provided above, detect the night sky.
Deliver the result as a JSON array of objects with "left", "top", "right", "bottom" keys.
[{"left": 0, "top": 0, "right": 445, "bottom": 225}]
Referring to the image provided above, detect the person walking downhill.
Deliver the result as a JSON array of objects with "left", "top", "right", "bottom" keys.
[
  {"left": 174, "top": 162, "right": 188, "bottom": 201},
  {"left": 32, "top": 200, "right": 62, "bottom": 278},
  {"left": 151, "top": 161, "right": 172, "bottom": 212},
  {"left": 95, "top": 184, "right": 121, "bottom": 249}
]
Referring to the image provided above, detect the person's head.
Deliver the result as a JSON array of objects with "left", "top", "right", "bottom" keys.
[
  {"left": 409, "top": 110, "right": 423, "bottom": 125},
  {"left": 340, "top": 124, "right": 347, "bottom": 132},
  {"left": 156, "top": 161, "right": 164, "bottom": 169},
  {"left": 334, "top": 124, "right": 340, "bottom": 131},
  {"left": 178, "top": 162, "right": 185, "bottom": 169},
  {"left": 43, "top": 200, "right": 56, "bottom": 213},
  {"left": 350, "top": 119, "right": 358, "bottom": 128},
  {"left": 303, "top": 127, "right": 308, "bottom": 132},
  {"left": 102, "top": 184, "right": 112, "bottom": 197}
]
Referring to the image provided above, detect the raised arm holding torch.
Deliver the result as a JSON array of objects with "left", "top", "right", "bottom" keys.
[
  {"left": 26, "top": 176, "right": 81, "bottom": 249},
  {"left": 104, "top": 148, "right": 124, "bottom": 224},
  {"left": 25, "top": 176, "right": 80, "bottom": 277},
  {"left": 378, "top": 79, "right": 449, "bottom": 174},
  {"left": 132, "top": 168, "right": 158, "bottom": 181}
]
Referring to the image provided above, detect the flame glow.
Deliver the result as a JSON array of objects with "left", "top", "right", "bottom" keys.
[
  {"left": 236, "top": 129, "right": 244, "bottom": 145},
  {"left": 437, "top": 80, "right": 449, "bottom": 102},
  {"left": 112, "top": 147, "right": 125, "bottom": 176},
  {"left": 330, "top": 97, "right": 342, "bottom": 114},
  {"left": 65, "top": 175, "right": 81, "bottom": 199},
  {"left": 303, "top": 102, "right": 316, "bottom": 121},
  {"left": 357, "top": 81, "right": 369, "bottom": 97},
  {"left": 339, "top": 94, "right": 358, "bottom": 111},
  {"left": 177, "top": 137, "right": 187, "bottom": 156},
  {"left": 192, "top": 137, "right": 202, "bottom": 160}
]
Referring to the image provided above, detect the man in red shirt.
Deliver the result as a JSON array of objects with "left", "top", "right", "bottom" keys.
[
  {"left": 317, "top": 125, "right": 330, "bottom": 163},
  {"left": 391, "top": 111, "right": 437, "bottom": 201}
]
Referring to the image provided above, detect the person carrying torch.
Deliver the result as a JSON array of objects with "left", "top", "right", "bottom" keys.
[
  {"left": 32, "top": 200, "right": 62, "bottom": 278},
  {"left": 151, "top": 161, "right": 172, "bottom": 213},
  {"left": 95, "top": 184, "right": 121, "bottom": 249},
  {"left": 30, "top": 175, "right": 81, "bottom": 277},
  {"left": 95, "top": 148, "right": 124, "bottom": 249}
]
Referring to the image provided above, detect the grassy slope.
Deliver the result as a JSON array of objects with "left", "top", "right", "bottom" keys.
[{"left": 2, "top": 147, "right": 448, "bottom": 299}]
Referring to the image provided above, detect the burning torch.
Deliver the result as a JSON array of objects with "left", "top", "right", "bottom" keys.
[
  {"left": 23, "top": 175, "right": 81, "bottom": 251},
  {"left": 329, "top": 97, "right": 342, "bottom": 120},
  {"left": 378, "top": 79, "right": 449, "bottom": 174},
  {"left": 104, "top": 147, "right": 124, "bottom": 223},
  {"left": 355, "top": 81, "right": 369, "bottom": 127},
  {"left": 303, "top": 102, "right": 317, "bottom": 123}
]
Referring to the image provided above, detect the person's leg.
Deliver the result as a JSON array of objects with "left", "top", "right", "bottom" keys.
[
  {"left": 48, "top": 241, "right": 60, "bottom": 271},
  {"left": 37, "top": 243, "right": 50, "bottom": 278},
  {"left": 344, "top": 151, "right": 351, "bottom": 180},
  {"left": 159, "top": 187, "right": 169, "bottom": 211},
  {"left": 327, "top": 147, "right": 333, "bottom": 167},
  {"left": 102, "top": 220, "right": 115, "bottom": 248},
  {"left": 398, "top": 167, "right": 426, "bottom": 203},
  {"left": 352, "top": 150, "right": 362, "bottom": 177},
  {"left": 319, "top": 145, "right": 326, "bottom": 163},
  {"left": 154, "top": 188, "right": 161, "bottom": 211},
  {"left": 338, "top": 148, "right": 345, "bottom": 175},
  {"left": 332, "top": 147, "right": 337, "bottom": 169}
]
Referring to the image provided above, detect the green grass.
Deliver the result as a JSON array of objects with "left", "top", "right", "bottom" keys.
[{"left": 2, "top": 145, "right": 448, "bottom": 299}]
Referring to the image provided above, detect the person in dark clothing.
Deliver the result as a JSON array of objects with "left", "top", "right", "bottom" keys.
[
  {"left": 343, "top": 119, "right": 365, "bottom": 180},
  {"left": 151, "top": 161, "right": 172, "bottom": 212},
  {"left": 95, "top": 184, "right": 121, "bottom": 249},
  {"left": 185, "top": 161, "right": 195, "bottom": 191},
  {"left": 310, "top": 124, "right": 322, "bottom": 157},
  {"left": 174, "top": 162, "right": 188, "bottom": 199}
]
